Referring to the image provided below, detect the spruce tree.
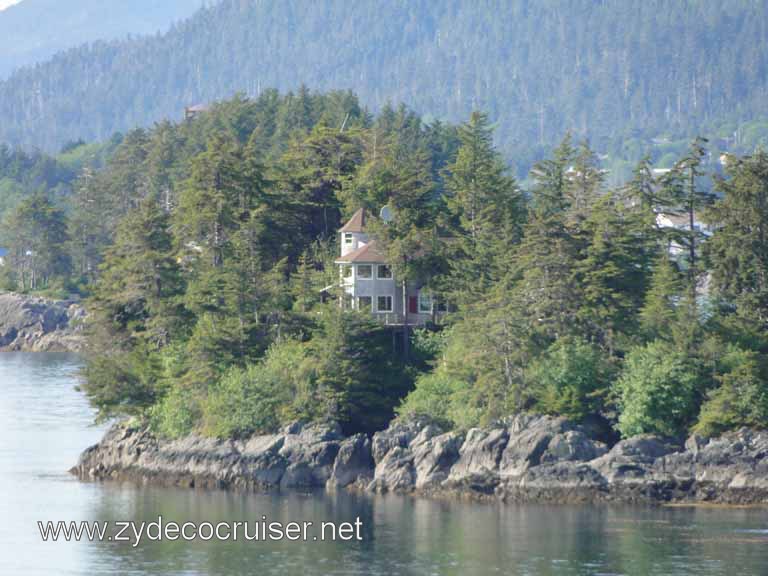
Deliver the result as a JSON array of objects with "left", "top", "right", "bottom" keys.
[
  {"left": 707, "top": 150, "right": 768, "bottom": 326},
  {"left": 639, "top": 250, "right": 684, "bottom": 341}
]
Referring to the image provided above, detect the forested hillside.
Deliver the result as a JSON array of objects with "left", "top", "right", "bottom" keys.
[
  {"left": 1, "top": 0, "right": 767, "bottom": 175},
  {"left": 5, "top": 90, "right": 762, "bottom": 441},
  {"left": 0, "top": 0, "right": 205, "bottom": 78}
]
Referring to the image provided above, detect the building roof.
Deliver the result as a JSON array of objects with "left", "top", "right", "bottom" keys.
[
  {"left": 335, "top": 240, "right": 387, "bottom": 264},
  {"left": 340, "top": 208, "right": 368, "bottom": 233}
]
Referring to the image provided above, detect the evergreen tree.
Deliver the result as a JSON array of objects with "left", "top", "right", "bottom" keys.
[
  {"left": 659, "top": 137, "right": 714, "bottom": 299},
  {"left": 707, "top": 150, "right": 768, "bottom": 326},
  {"left": 577, "top": 193, "right": 647, "bottom": 354},
  {"left": 2, "top": 192, "right": 71, "bottom": 290},
  {"left": 639, "top": 250, "right": 684, "bottom": 341},
  {"left": 443, "top": 111, "right": 525, "bottom": 300}
]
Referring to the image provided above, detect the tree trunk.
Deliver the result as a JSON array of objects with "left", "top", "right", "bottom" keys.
[{"left": 402, "top": 278, "right": 409, "bottom": 359}]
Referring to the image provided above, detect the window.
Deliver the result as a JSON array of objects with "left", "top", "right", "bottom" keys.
[
  {"left": 357, "top": 264, "right": 372, "bottom": 279},
  {"left": 418, "top": 292, "right": 433, "bottom": 313},
  {"left": 358, "top": 296, "right": 372, "bottom": 311},
  {"left": 342, "top": 265, "right": 353, "bottom": 279},
  {"left": 377, "top": 295, "right": 393, "bottom": 312},
  {"left": 344, "top": 233, "right": 354, "bottom": 245},
  {"left": 377, "top": 265, "right": 392, "bottom": 279}
]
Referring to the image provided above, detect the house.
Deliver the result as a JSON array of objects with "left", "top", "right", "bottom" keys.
[
  {"left": 184, "top": 103, "right": 209, "bottom": 121},
  {"left": 334, "top": 208, "right": 439, "bottom": 325},
  {"left": 656, "top": 211, "right": 713, "bottom": 257}
]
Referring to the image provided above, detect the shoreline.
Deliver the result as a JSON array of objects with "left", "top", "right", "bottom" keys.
[
  {"left": 0, "top": 292, "right": 85, "bottom": 352},
  {"left": 71, "top": 415, "right": 768, "bottom": 507}
]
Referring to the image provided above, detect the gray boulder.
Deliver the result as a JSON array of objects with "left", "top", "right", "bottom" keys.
[
  {"left": 413, "top": 431, "right": 464, "bottom": 490},
  {"left": 542, "top": 430, "right": 608, "bottom": 463},
  {"left": 368, "top": 446, "right": 415, "bottom": 493},
  {"left": 371, "top": 419, "right": 426, "bottom": 463},
  {"left": 444, "top": 427, "right": 509, "bottom": 493},
  {"left": 327, "top": 434, "right": 374, "bottom": 489},
  {"left": 499, "top": 415, "right": 572, "bottom": 479}
]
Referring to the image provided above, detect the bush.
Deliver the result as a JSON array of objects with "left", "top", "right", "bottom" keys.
[
  {"left": 81, "top": 343, "right": 163, "bottom": 421},
  {"left": 202, "top": 339, "right": 313, "bottom": 438},
  {"left": 150, "top": 384, "right": 203, "bottom": 438},
  {"left": 529, "top": 336, "right": 612, "bottom": 421},
  {"left": 694, "top": 347, "right": 768, "bottom": 437},
  {"left": 397, "top": 372, "right": 473, "bottom": 428},
  {"left": 615, "top": 340, "right": 702, "bottom": 438}
]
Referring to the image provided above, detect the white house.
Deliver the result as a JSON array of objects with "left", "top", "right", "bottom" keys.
[
  {"left": 334, "top": 208, "right": 439, "bottom": 325},
  {"left": 655, "top": 211, "right": 713, "bottom": 257}
]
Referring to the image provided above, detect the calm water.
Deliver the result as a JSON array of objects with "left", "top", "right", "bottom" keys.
[{"left": 2, "top": 353, "right": 768, "bottom": 576}]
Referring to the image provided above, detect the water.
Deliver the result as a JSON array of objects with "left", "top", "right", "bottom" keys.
[{"left": 1, "top": 353, "right": 768, "bottom": 576}]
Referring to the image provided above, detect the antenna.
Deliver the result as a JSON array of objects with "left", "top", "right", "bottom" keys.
[{"left": 379, "top": 205, "right": 393, "bottom": 223}]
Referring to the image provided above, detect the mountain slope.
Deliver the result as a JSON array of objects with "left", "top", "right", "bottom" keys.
[
  {"left": 0, "top": 0, "right": 206, "bottom": 78},
  {"left": 1, "top": 0, "right": 766, "bottom": 158}
]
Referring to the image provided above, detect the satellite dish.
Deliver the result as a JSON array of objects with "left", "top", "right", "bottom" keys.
[{"left": 380, "top": 205, "right": 393, "bottom": 223}]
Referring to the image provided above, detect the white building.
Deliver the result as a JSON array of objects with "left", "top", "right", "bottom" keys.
[
  {"left": 335, "top": 208, "right": 439, "bottom": 325},
  {"left": 655, "top": 211, "right": 713, "bottom": 257}
]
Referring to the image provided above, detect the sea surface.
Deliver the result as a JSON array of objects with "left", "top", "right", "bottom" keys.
[{"left": 1, "top": 352, "right": 768, "bottom": 576}]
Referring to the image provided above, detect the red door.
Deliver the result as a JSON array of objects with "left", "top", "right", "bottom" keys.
[{"left": 409, "top": 296, "right": 418, "bottom": 314}]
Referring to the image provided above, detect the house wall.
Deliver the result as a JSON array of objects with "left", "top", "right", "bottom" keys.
[{"left": 341, "top": 263, "right": 435, "bottom": 324}]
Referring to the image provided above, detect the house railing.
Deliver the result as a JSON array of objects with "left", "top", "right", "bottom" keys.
[{"left": 375, "top": 312, "right": 447, "bottom": 326}]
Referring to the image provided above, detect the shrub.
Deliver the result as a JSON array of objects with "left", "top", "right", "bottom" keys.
[
  {"left": 202, "top": 339, "right": 313, "bottom": 438},
  {"left": 397, "top": 372, "right": 470, "bottom": 428},
  {"left": 150, "top": 384, "right": 203, "bottom": 438},
  {"left": 615, "top": 340, "right": 702, "bottom": 438},
  {"left": 529, "top": 336, "right": 612, "bottom": 421},
  {"left": 694, "top": 347, "right": 768, "bottom": 437}
]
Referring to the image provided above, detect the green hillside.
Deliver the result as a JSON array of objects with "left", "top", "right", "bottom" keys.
[{"left": 1, "top": 0, "right": 766, "bottom": 174}]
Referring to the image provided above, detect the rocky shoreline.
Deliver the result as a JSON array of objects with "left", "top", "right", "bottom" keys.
[
  {"left": 72, "top": 415, "right": 768, "bottom": 505},
  {"left": 0, "top": 292, "right": 86, "bottom": 352}
]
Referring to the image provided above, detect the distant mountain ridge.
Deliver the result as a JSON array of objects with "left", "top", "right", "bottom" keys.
[
  {"left": 1, "top": 0, "right": 767, "bottom": 161},
  {"left": 0, "top": 0, "right": 206, "bottom": 78}
]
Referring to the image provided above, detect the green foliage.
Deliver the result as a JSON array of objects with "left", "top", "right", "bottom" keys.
[
  {"left": 397, "top": 372, "right": 472, "bottom": 429},
  {"left": 12, "top": 90, "right": 762, "bottom": 441},
  {"left": 694, "top": 347, "right": 768, "bottom": 437},
  {"left": 1, "top": 191, "right": 71, "bottom": 290},
  {"left": 202, "top": 340, "right": 310, "bottom": 438},
  {"left": 151, "top": 383, "right": 203, "bottom": 439},
  {"left": 706, "top": 150, "right": 768, "bottom": 326},
  {"left": 529, "top": 337, "right": 612, "bottom": 422},
  {"left": 5, "top": 0, "right": 768, "bottom": 183},
  {"left": 615, "top": 340, "right": 702, "bottom": 438},
  {"left": 639, "top": 251, "right": 684, "bottom": 341},
  {"left": 81, "top": 342, "right": 164, "bottom": 422}
]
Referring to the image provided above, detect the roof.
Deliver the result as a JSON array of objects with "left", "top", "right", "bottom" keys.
[
  {"left": 335, "top": 240, "right": 387, "bottom": 264},
  {"left": 340, "top": 208, "right": 368, "bottom": 233}
]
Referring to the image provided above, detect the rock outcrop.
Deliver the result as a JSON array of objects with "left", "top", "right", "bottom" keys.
[
  {"left": 0, "top": 292, "right": 85, "bottom": 352},
  {"left": 72, "top": 416, "right": 768, "bottom": 505}
]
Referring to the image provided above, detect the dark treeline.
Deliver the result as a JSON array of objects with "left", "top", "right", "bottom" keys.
[
  {"left": 6, "top": 90, "right": 768, "bottom": 441},
  {"left": 1, "top": 0, "right": 768, "bottom": 177},
  {"left": 0, "top": 136, "right": 119, "bottom": 291}
]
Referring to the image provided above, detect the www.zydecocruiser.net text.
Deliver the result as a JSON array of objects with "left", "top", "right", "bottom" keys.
[{"left": 38, "top": 516, "right": 365, "bottom": 547}]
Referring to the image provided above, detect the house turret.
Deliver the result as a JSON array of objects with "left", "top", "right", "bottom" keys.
[{"left": 339, "top": 208, "right": 370, "bottom": 256}]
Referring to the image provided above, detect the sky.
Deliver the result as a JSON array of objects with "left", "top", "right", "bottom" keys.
[{"left": 0, "top": 0, "right": 21, "bottom": 10}]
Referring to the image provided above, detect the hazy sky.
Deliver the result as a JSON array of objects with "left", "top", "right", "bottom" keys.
[{"left": 0, "top": 0, "right": 21, "bottom": 10}]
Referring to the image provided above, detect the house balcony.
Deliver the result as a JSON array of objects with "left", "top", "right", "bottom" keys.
[{"left": 373, "top": 312, "right": 446, "bottom": 327}]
